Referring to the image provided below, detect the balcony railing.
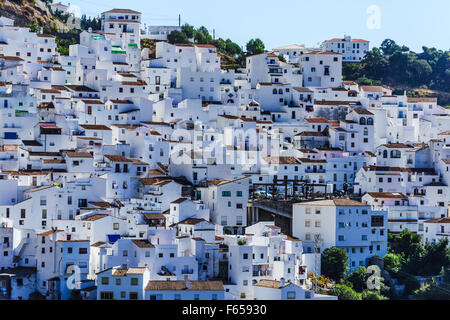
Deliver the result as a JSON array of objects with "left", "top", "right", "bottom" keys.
[
  {"left": 181, "top": 268, "right": 194, "bottom": 275},
  {"left": 253, "top": 270, "right": 271, "bottom": 277}
]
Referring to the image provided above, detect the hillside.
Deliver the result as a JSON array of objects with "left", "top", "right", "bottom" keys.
[{"left": 0, "top": 0, "right": 69, "bottom": 31}]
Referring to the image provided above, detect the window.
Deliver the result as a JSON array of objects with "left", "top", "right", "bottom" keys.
[
  {"left": 371, "top": 216, "right": 384, "bottom": 227},
  {"left": 287, "top": 291, "right": 296, "bottom": 299},
  {"left": 100, "top": 292, "right": 113, "bottom": 300},
  {"left": 101, "top": 277, "right": 109, "bottom": 285},
  {"left": 222, "top": 191, "right": 231, "bottom": 197},
  {"left": 130, "top": 278, "right": 138, "bottom": 286},
  {"left": 79, "top": 248, "right": 88, "bottom": 254},
  {"left": 116, "top": 278, "right": 121, "bottom": 285}
]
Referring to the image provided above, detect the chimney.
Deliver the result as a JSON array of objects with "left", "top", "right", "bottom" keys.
[{"left": 280, "top": 277, "right": 285, "bottom": 287}]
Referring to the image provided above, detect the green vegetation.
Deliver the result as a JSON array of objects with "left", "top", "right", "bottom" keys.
[
  {"left": 342, "top": 266, "right": 390, "bottom": 300},
  {"left": 321, "top": 247, "right": 349, "bottom": 282},
  {"left": 167, "top": 30, "right": 189, "bottom": 44},
  {"left": 80, "top": 15, "right": 101, "bottom": 31},
  {"left": 388, "top": 229, "right": 450, "bottom": 277},
  {"left": 167, "top": 25, "right": 268, "bottom": 69},
  {"left": 52, "top": 9, "right": 71, "bottom": 24},
  {"left": 413, "top": 280, "right": 450, "bottom": 300},
  {"left": 26, "top": 23, "right": 40, "bottom": 33},
  {"left": 55, "top": 36, "right": 77, "bottom": 56},
  {"left": 343, "top": 38, "right": 450, "bottom": 95},
  {"left": 246, "top": 38, "right": 265, "bottom": 55},
  {"left": 168, "top": 24, "right": 242, "bottom": 57},
  {"left": 375, "top": 230, "right": 450, "bottom": 298},
  {"left": 332, "top": 284, "right": 361, "bottom": 300}
]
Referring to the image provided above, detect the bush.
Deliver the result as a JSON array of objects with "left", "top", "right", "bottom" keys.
[
  {"left": 332, "top": 284, "right": 362, "bottom": 300},
  {"left": 362, "top": 290, "right": 389, "bottom": 300}
]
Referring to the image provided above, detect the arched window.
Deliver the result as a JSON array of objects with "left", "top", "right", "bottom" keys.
[
  {"left": 367, "top": 117, "right": 373, "bottom": 125},
  {"left": 359, "top": 117, "right": 366, "bottom": 125},
  {"left": 383, "top": 150, "right": 388, "bottom": 158},
  {"left": 278, "top": 89, "right": 283, "bottom": 94},
  {"left": 273, "top": 89, "right": 277, "bottom": 94}
]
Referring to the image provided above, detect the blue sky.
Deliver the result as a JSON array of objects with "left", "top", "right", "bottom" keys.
[{"left": 64, "top": 0, "right": 450, "bottom": 52}]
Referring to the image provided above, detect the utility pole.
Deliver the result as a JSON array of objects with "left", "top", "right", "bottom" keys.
[
  {"left": 213, "top": 29, "right": 215, "bottom": 40},
  {"left": 178, "top": 14, "right": 181, "bottom": 28}
]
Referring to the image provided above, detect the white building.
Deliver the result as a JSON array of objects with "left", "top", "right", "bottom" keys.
[
  {"left": 293, "top": 199, "right": 387, "bottom": 272},
  {"left": 322, "top": 35, "right": 370, "bottom": 62}
]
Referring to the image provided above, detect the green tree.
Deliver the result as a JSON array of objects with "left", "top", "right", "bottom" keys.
[
  {"left": 380, "top": 39, "right": 402, "bottom": 56},
  {"left": 225, "top": 39, "right": 241, "bottom": 56},
  {"left": 332, "top": 284, "right": 362, "bottom": 300},
  {"left": 167, "top": 30, "right": 189, "bottom": 44},
  {"left": 346, "top": 266, "right": 368, "bottom": 292},
  {"left": 181, "top": 24, "right": 195, "bottom": 39},
  {"left": 410, "top": 59, "right": 432, "bottom": 85},
  {"left": 389, "top": 229, "right": 422, "bottom": 259},
  {"left": 361, "top": 48, "right": 388, "bottom": 80},
  {"left": 194, "top": 26, "right": 212, "bottom": 44},
  {"left": 246, "top": 38, "right": 265, "bottom": 55},
  {"left": 419, "top": 238, "right": 450, "bottom": 276},
  {"left": 383, "top": 253, "right": 403, "bottom": 274},
  {"left": 413, "top": 280, "right": 450, "bottom": 300},
  {"left": 321, "top": 247, "right": 349, "bottom": 282},
  {"left": 342, "top": 62, "right": 362, "bottom": 80},
  {"left": 213, "top": 38, "right": 226, "bottom": 52}
]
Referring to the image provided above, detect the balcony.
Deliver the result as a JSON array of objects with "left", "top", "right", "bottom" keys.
[
  {"left": 181, "top": 268, "right": 194, "bottom": 275},
  {"left": 253, "top": 270, "right": 271, "bottom": 277},
  {"left": 252, "top": 264, "right": 270, "bottom": 277},
  {"left": 305, "top": 169, "right": 325, "bottom": 173}
]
